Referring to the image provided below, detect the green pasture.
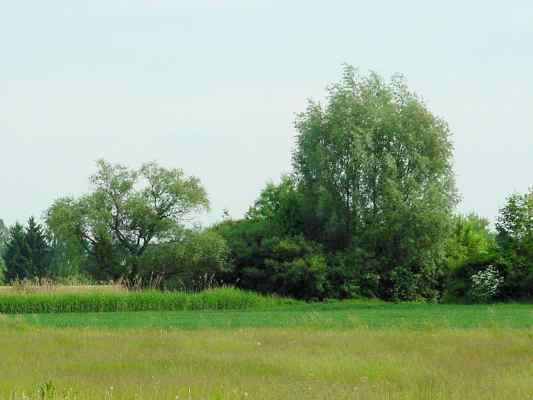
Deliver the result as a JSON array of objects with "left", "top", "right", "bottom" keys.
[{"left": 9, "top": 301, "right": 533, "bottom": 330}]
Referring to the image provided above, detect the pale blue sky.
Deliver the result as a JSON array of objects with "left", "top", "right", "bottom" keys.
[{"left": 1, "top": 1, "right": 532, "bottom": 226}]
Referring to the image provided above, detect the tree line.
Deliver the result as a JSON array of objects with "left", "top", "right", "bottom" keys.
[{"left": 1, "top": 66, "right": 531, "bottom": 302}]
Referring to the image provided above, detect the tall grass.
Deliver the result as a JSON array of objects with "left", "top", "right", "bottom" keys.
[
  {"left": 0, "top": 287, "right": 299, "bottom": 314},
  {"left": 2, "top": 326, "right": 533, "bottom": 399}
]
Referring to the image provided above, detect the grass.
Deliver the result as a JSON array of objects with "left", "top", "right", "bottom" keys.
[
  {"left": 1, "top": 289, "right": 532, "bottom": 399},
  {"left": 0, "top": 284, "right": 124, "bottom": 294},
  {"left": 0, "top": 287, "right": 298, "bottom": 314},
  {"left": 1, "top": 323, "right": 532, "bottom": 399},
  {"left": 11, "top": 302, "right": 533, "bottom": 330}
]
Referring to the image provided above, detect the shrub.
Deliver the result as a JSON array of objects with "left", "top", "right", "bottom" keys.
[
  {"left": 326, "top": 248, "right": 380, "bottom": 299},
  {"left": 469, "top": 265, "right": 504, "bottom": 303}
]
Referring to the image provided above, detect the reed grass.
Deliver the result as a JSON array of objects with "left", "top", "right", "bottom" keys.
[{"left": 0, "top": 287, "right": 298, "bottom": 314}]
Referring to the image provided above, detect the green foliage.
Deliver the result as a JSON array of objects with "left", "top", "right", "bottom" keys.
[
  {"left": 136, "top": 229, "right": 230, "bottom": 291},
  {"left": 246, "top": 175, "right": 305, "bottom": 236},
  {"left": 215, "top": 219, "right": 328, "bottom": 300},
  {"left": 0, "top": 256, "right": 5, "bottom": 284},
  {"left": 445, "top": 214, "right": 496, "bottom": 270},
  {"left": 6, "top": 66, "right": 530, "bottom": 303},
  {"left": 0, "top": 219, "right": 8, "bottom": 283},
  {"left": 495, "top": 188, "right": 533, "bottom": 298},
  {"left": 0, "top": 218, "right": 8, "bottom": 252},
  {"left": 46, "top": 160, "right": 209, "bottom": 282},
  {"left": 326, "top": 247, "right": 380, "bottom": 299},
  {"left": 443, "top": 214, "right": 499, "bottom": 301},
  {"left": 0, "top": 287, "right": 298, "bottom": 314},
  {"left": 292, "top": 66, "right": 457, "bottom": 299},
  {"left": 4, "top": 218, "right": 52, "bottom": 282}
]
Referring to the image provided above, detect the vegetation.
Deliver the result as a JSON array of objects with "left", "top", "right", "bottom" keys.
[
  {"left": 13, "top": 301, "right": 533, "bottom": 330},
  {"left": 0, "top": 287, "right": 297, "bottom": 314},
  {"left": 0, "top": 219, "right": 7, "bottom": 281},
  {"left": 0, "top": 65, "right": 532, "bottom": 302},
  {"left": 3, "top": 217, "right": 51, "bottom": 282},
  {"left": 1, "top": 323, "right": 532, "bottom": 399},
  {"left": 292, "top": 66, "right": 457, "bottom": 300},
  {"left": 46, "top": 160, "right": 210, "bottom": 284}
]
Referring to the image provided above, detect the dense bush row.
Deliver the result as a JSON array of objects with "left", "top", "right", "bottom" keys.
[
  {"left": 0, "top": 287, "right": 298, "bottom": 314},
  {"left": 1, "top": 66, "right": 531, "bottom": 302}
]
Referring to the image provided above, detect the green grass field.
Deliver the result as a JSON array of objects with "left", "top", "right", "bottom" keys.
[
  {"left": 11, "top": 301, "right": 533, "bottom": 330},
  {"left": 1, "top": 291, "right": 533, "bottom": 399}
]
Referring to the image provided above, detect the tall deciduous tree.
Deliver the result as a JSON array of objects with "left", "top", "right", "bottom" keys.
[
  {"left": 46, "top": 160, "right": 209, "bottom": 281},
  {"left": 293, "top": 65, "right": 458, "bottom": 299}
]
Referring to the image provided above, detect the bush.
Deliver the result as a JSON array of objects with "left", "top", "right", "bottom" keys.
[
  {"left": 326, "top": 248, "right": 380, "bottom": 299},
  {"left": 469, "top": 265, "right": 504, "bottom": 303},
  {"left": 261, "top": 237, "right": 328, "bottom": 300},
  {"left": 215, "top": 219, "right": 328, "bottom": 300}
]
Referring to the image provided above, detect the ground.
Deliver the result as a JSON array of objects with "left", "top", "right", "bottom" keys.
[{"left": 1, "top": 302, "right": 533, "bottom": 399}]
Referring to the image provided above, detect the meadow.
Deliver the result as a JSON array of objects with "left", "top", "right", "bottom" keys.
[{"left": 1, "top": 287, "right": 533, "bottom": 399}]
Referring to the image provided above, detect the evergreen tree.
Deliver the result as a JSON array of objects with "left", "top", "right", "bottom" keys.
[
  {"left": 0, "top": 219, "right": 7, "bottom": 283},
  {"left": 4, "top": 218, "right": 51, "bottom": 282},
  {"left": 25, "top": 217, "right": 51, "bottom": 280},
  {"left": 4, "top": 223, "right": 30, "bottom": 282}
]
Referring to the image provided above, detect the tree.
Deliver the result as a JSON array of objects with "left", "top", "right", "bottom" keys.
[
  {"left": 445, "top": 213, "right": 496, "bottom": 270},
  {"left": 46, "top": 160, "right": 209, "bottom": 281},
  {"left": 445, "top": 214, "right": 499, "bottom": 301},
  {"left": 24, "top": 217, "right": 51, "bottom": 280},
  {"left": 3, "top": 218, "right": 51, "bottom": 282},
  {"left": 246, "top": 175, "right": 305, "bottom": 237},
  {"left": 214, "top": 218, "right": 328, "bottom": 300},
  {"left": 0, "top": 219, "right": 8, "bottom": 252},
  {"left": 136, "top": 229, "right": 229, "bottom": 291},
  {"left": 293, "top": 65, "right": 458, "bottom": 299},
  {"left": 495, "top": 188, "right": 533, "bottom": 298},
  {"left": 0, "top": 219, "right": 8, "bottom": 283},
  {"left": 3, "top": 223, "right": 27, "bottom": 282}
]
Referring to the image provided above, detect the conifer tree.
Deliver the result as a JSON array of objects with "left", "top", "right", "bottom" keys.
[{"left": 4, "top": 218, "right": 51, "bottom": 282}]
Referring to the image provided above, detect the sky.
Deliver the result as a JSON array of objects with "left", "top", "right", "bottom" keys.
[{"left": 1, "top": 1, "right": 532, "bottom": 227}]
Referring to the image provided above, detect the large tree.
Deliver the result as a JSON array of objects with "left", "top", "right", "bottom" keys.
[
  {"left": 293, "top": 66, "right": 458, "bottom": 299},
  {"left": 47, "top": 160, "right": 209, "bottom": 281}
]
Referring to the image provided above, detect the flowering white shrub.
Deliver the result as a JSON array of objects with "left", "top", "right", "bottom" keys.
[{"left": 470, "top": 265, "right": 504, "bottom": 302}]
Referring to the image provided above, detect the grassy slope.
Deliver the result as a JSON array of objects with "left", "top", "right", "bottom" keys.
[
  {"left": 12, "top": 302, "right": 533, "bottom": 330},
  {"left": 1, "top": 324, "right": 532, "bottom": 399}
]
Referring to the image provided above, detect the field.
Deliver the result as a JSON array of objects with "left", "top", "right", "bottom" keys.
[{"left": 1, "top": 288, "right": 533, "bottom": 399}]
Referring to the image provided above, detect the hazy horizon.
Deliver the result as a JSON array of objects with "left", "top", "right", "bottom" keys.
[{"left": 2, "top": 1, "right": 532, "bottom": 227}]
